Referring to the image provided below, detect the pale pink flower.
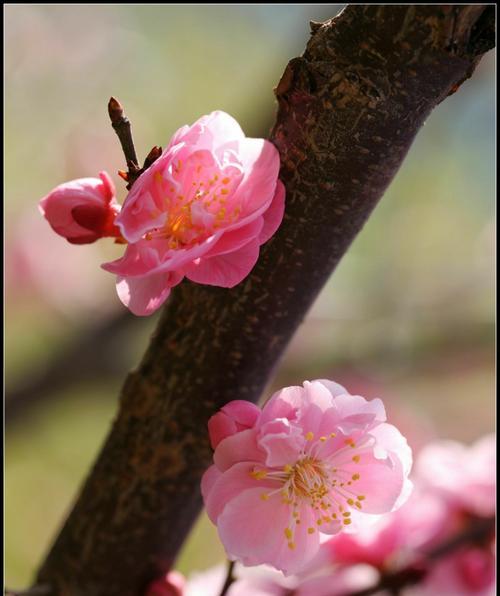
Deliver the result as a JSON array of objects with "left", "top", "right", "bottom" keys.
[
  {"left": 413, "top": 546, "right": 496, "bottom": 596},
  {"left": 322, "top": 489, "right": 448, "bottom": 570},
  {"left": 320, "top": 436, "right": 496, "bottom": 596},
  {"left": 146, "top": 571, "right": 186, "bottom": 596},
  {"left": 39, "top": 171, "right": 121, "bottom": 244},
  {"left": 415, "top": 434, "right": 496, "bottom": 517},
  {"left": 201, "top": 380, "right": 412, "bottom": 575},
  {"left": 102, "top": 111, "right": 285, "bottom": 316},
  {"left": 412, "top": 435, "right": 496, "bottom": 596}
]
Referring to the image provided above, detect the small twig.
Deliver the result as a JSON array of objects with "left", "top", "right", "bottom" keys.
[
  {"left": 108, "top": 97, "right": 162, "bottom": 191},
  {"left": 108, "top": 97, "right": 139, "bottom": 169},
  {"left": 218, "top": 560, "right": 236, "bottom": 596}
]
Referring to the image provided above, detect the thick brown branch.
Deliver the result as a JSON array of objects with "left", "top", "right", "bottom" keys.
[{"left": 33, "top": 5, "right": 494, "bottom": 595}]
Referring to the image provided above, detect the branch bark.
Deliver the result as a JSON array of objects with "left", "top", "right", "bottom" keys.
[{"left": 32, "top": 5, "right": 494, "bottom": 595}]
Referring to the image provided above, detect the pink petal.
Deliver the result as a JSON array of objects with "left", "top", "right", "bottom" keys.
[
  {"left": 221, "top": 401, "right": 261, "bottom": 427},
  {"left": 208, "top": 400, "right": 261, "bottom": 449},
  {"left": 208, "top": 414, "right": 238, "bottom": 450},
  {"left": 203, "top": 462, "right": 274, "bottom": 523},
  {"left": 259, "top": 385, "right": 304, "bottom": 426},
  {"left": 371, "top": 423, "right": 412, "bottom": 476},
  {"left": 340, "top": 452, "right": 406, "bottom": 514},
  {"left": 316, "top": 379, "right": 349, "bottom": 398},
  {"left": 258, "top": 180, "right": 285, "bottom": 245},
  {"left": 200, "top": 465, "right": 222, "bottom": 505},
  {"left": 217, "top": 488, "right": 320, "bottom": 575},
  {"left": 177, "top": 111, "right": 245, "bottom": 151},
  {"left": 184, "top": 239, "right": 260, "bottom": 288},
  {"left": 258, "top": 419, "right": 305, "bottom": 467},
  {"left": 213, "top": 428, "right": 265, "bottom": 472},
  {"left": 234, "top": 138, "right": 281, "bottom": 214},
  {"left": 204, "top": 218, "right": 264, "bottom": 258},
  {"left": 116, "top": 270, "right": 183, "bottom": 316},
  {"left": 98, "top": 171, "right": 116, "bottom": 203}
]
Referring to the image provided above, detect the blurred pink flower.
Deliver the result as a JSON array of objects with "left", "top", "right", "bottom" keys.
[
  {"left": 415, "top": 434, "right": 496, "bottom": 517},
  {"left": 39, "top": 171, "right": 121, "bottom": 244},
  {"left": 146, "top": 571, "right": 185, "bottom": 596},
  {"left": 202, "top": 380, "right": 412, "bottom": 575},
  {"left": 414, "top": 546, "right": 496, "bottom": 596},
  {"left": 413, "top": 434, "right": 496, "bottom": 596},
  {"left": 315, "top": 435, "right": 496, "bottom": 596},
  {"left": 103, "top": 111, "right": 285, "bottom": 316},
  {"left": 7, "top": 212, "right": 115, "bottom": 317},
  {"left": 294, "top": 564, "right": 379, "bottom": 596}
]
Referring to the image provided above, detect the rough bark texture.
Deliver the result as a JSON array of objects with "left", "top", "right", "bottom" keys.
[{"left": 34, "top": 5, "right": 494, "bottom": 595}]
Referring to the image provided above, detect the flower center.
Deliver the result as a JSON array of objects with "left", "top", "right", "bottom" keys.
[
  {"left": 144, "top": 156, "right": 243, "bottom": 248},
  {"left": 251, "top": 433, "right": 369, "bottom": 550},
  {"left": 285, "top": 457, "right": 329, "bottom": 502}
]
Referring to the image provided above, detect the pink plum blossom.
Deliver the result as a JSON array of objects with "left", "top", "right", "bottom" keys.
[
  {"left": 39, "top": 171, "right": 121, "bottom": 244},
  {"left": 415, "top": 434, "right": 496, "bottom": 518},
  {"left": 201, "top": 379, "right": 412, "bottom": 575},
  {"left": 102, "top": 111, "right": 285, "bottom": 316},
  {"left": 314, "top": 435, "right": 496, "bottom": 596},
  {"left": 413, "top": 435, "right": 496, "bottom": 596}
]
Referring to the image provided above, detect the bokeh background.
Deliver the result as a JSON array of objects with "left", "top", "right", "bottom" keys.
[{"left": 5, "top": 4, "right": 495, "bottom": 588}]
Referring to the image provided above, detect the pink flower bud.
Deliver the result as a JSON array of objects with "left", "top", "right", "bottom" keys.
[
  {"left": 39, "top": 171, "right": 121, "bottom": 244},
  {"left": 208, "top": 400, "right": 261, "bottom": 449},
  {"left": 146, "top": 571, "right": 185, "bottom": 596}
]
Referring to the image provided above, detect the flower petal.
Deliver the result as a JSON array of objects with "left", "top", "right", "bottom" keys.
[
  {"left": 258, "top": 180, "right": 285, "bottom": 245},
  {"left": 217, "top": 488, "right": 320, "bottom": 575},
  {"left": 115, "top": 270, "right": 183, "bottom": 316},
  {"left": 184, "top": 238, "right": 260, "bottom": 288},
  {"left": 213, "top": 428, "right": 265, "bottom": 472},
  {"left": 204, "top": 462, "right": 274, "bottom": 523}
]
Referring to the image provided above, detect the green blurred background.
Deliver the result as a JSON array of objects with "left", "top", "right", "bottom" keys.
[{"left": 5, "top": 5, "right": 495, "bottom": 588}]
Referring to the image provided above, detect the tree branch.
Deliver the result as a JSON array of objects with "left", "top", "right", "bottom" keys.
[{"left": 31, "top": 6, "right": 494, "bottom": 595}]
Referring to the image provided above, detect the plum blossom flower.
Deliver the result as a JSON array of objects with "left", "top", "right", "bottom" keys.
[
  {"left": 201, "top": 380, "right": 412, "bottom": 575},
  {"left": 415, "top": 434, "right": 496, "bottom": 518},
  {"left": 413, "top": 435, "right": 496, "bottom": 596},
  {"left": 315, "top": 435, "right": 496, "bottom": 596},
  {"left": 39, "top": 171, "right": 121, "bottom": 244},
  {"left": 102, "top": 111, "right": 285, "bottom": 316}
]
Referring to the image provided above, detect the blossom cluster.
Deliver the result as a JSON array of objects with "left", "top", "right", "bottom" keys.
[
  {"left": 39, "top": 112, "right": 285, "bottom": 315},
  {"left": 202, "top": 380, "right": 413, "bottom": 576},
  {"left": 148, "top": 428, "right": 495, "bottom": 596}
]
